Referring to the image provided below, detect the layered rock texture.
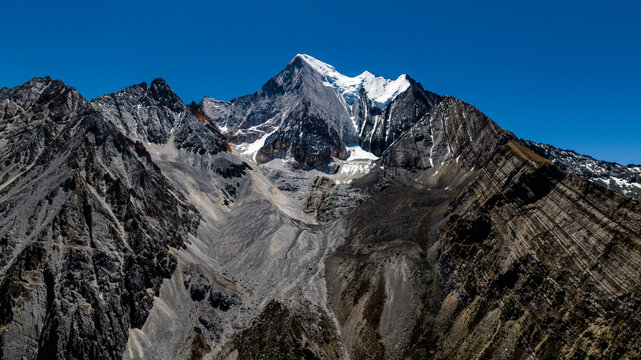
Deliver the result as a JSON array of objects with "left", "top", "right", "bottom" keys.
[
  {"left": 1, "top": 56, "right": 640, "bottom": 359},
  {"left": 525, "top": 140, "right": 641, "bottom": 202}
]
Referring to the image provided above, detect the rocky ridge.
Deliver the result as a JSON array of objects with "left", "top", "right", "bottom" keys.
[
  {"left": 525, "top": 140, "right": 641, "bottom": 202},
  {"left": 0, "top": 78, "right": 200, "bottom": 359}
]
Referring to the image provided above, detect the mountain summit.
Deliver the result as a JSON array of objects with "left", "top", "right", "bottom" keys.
[
  {"left": 1, "top": 57, "right": 641, "bottom": 359},
  {"left": 293, "top": 54, "right": 412, "bottom": 110},
  {"left": 200, "top": 54, "right": 438, "bottom": 168}
]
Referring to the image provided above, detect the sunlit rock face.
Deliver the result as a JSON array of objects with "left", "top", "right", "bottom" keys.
[{"left": 1, "top": 56, "right": 640, "bottom": 360}]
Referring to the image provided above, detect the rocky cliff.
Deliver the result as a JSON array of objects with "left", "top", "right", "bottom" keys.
[
  {"left": 324, "top": 97, "right": 641, "bottom": 359},
  {"left": 0, "top": 78, "right": 200, "bottom": 359}
]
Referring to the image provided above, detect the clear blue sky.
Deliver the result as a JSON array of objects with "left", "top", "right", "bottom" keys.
[{"left": 1, "top": 1, "right": 640, "bottom": 164}]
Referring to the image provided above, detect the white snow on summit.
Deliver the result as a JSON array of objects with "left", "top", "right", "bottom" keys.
[{"left": 295, "top": 54, "right": 410, "bottom": 109}]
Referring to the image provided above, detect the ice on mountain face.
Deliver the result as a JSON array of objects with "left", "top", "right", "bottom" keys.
[
  {"left": 296, "top": 54, "right": 410, "bottom": 109},
  {"left": 523, "top": 140, "right": 641, "bottom": 202},
  {"left": 337, "top": 161, "right": 376, "bottom": 177},
  {"left": 360, "top": 72, "right": 410, "bottom": 109},
  {"left": 238, "top": 130, "right": 276, "bottom": 161},
  {"left": 333, "top": 145, "right": 379, "bottom": 178},
  {"left": 345, "top": 145, "right": 379, "bottom": 161},
  {"left": 607, "top": 176, "right": 641, "bottom": 192}
]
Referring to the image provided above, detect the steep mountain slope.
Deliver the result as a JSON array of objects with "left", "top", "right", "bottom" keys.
[
  {"left": 0, "top": 78, "right": 200, "bottom": 359},
  {"left": 525, "top": 140, "right": 641, "bottom": 202},
  {"left": 1, "top": 56, "right": 640, "bottom": 360},
  {"left": 88, "top": 78, "right": 346, "bottom": 359},
  {"left": 322, "top": 96, "right": 641, "bottom": 359}
]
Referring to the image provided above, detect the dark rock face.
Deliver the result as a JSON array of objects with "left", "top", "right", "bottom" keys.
[
  {"left": 0, "top": 78, "right": 199, "bottom": 360},
  {"left": 182, "top": 268, "right": 240, "bottom": 311},
  {"left": 214, "top": 301, "right": 341, "bottom": 360},
  {"left": 381, "top": 95, "right": 513, "bottom": 171},
  {"left": 418, "top": 149, "right": 641, "bottom": 359},
  {"left": 0, "top": 77, "right": 83, "bottom": 191},
  {"left": 525, "top": 140, "right": 641, "bottom": 202},
  {"left": 256, "top": 102, "right": 348, "bottom": 168},
  {"left": 91, "top": 79, "right": 179, "bottom": 144},
  {"left": 92, "top": 78, "right": 227, "bottom": 155},
  {"left": 323, "top": 96, "right": 641, "bottom": 359},
  {"left": 357, "top": 77, "right": 439, "bottom": 156}
]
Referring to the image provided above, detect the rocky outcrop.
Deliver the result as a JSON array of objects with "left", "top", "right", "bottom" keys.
[
  {"left": 214, "top": 301, "right": 341, "bottom": 360},
  {"left": 525, "top": 140, "right": 641, "bottom": 202},
  {"left": 92, "top": 78, "right": 227, "bottom": 155},
  {"left": 91, "top": 79, "right": 181, "bottom": 144},
  {"left": 425, "top": 146, "right": 641, "bottom": 359},
  {"left": 255, "top": 102, "right": 348, "bottom": 168},
  {"left": 0, "top": 77, "right": 84, "bottom": 191},
  {"left": 0, "top": 78, "right": 199, "bottom": 359},
  {"left": 381, "top": 95, "right": 513, "bottom": 171},
  {"left": 357, "top": 76, "right": 439, "bottom": 156},
  {"left": 324, "top": 96, "right": 641, "bottom": 359}
]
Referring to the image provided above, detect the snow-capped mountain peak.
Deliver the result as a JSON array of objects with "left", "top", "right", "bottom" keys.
[
  {"left": 295, "top": 54, "right": 410, "bottom": 109},
  {"left": 360, "top": 72, "right": 410, "bottom": 109},
  {"left": 200, "top": 54, "right": 438, "bottom": 166}
]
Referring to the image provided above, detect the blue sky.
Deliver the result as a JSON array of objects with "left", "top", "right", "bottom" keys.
[{"left": 1, "top": 0, "right": 640, "bottom": 164}]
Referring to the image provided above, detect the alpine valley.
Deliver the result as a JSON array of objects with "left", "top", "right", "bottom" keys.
[{"left": 1, "top": 55, "right": 640, "bottom": 360}]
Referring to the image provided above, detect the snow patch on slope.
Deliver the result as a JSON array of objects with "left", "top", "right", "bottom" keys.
[
  {"left": 334, "top": 145, "right": 379, "bottom": 179},
  {"left": 296, "top": 54, "right": 410, "bottom": 110},
  {"left": 337, "top": 162, "right": 376, "bottom": 178},
  {"left": 237, "top": 130, "right": 276, "bottom": 161},
  {"left": 346, "top": 145, "right": 379, "bottom": 161}
]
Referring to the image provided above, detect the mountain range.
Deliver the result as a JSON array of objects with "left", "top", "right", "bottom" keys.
[{"left": 1, "top": 55, "right": 640, "bottom": 359}]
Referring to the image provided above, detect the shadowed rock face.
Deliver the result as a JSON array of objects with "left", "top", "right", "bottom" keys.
[
  {"left": 357, "top": 76, "right": 439, "bottom": 156},
  {"left": 1, "top": 63, "right": 641, "bottom": 360},
  {"left": 256, "top": 102, "right": 349, "bottom": 168},
  {"left": 214, "top": 301, "right": 341, "bottom": 360},
  {"left": 0, "top": 78, "right": 202, "bottom": 359}
]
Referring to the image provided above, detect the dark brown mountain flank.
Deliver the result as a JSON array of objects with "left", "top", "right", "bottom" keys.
[
  {"left": 1, "top": 57, "right": 640, "bottom": 360},
  {"left": 323, "top": 97, "right": 641, "bottom": 359}
]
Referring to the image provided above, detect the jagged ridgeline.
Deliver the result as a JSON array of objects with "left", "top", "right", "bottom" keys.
[{"left": 1, "top": 55, "right": 640, "bottom": 360}]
